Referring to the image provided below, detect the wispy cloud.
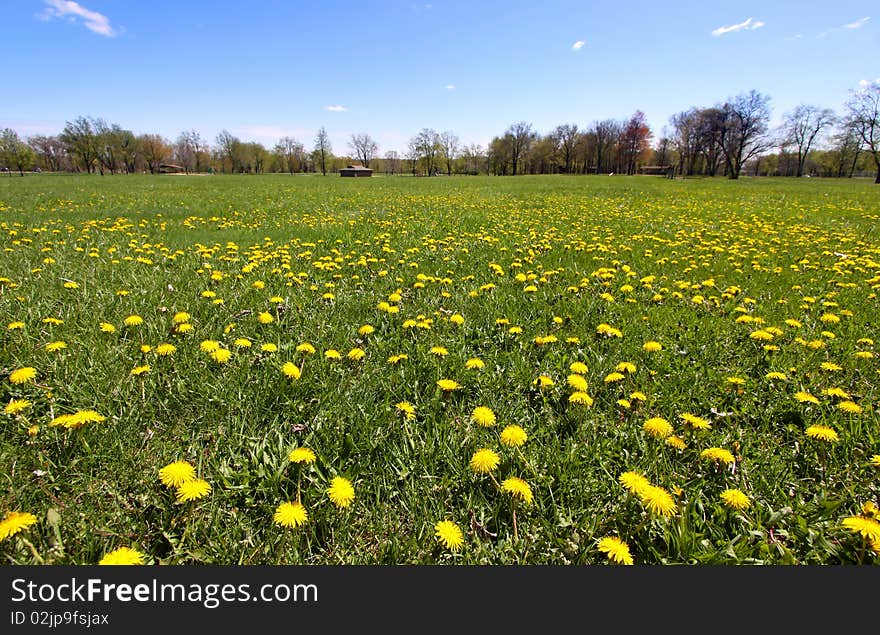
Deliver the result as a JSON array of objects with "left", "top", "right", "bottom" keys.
[
  {"left": 843, "top": 17, "right": 870, "bottom": 29},
  {"left": 571, "top": 40, "right": 585, "bottom": 51},
  {"left": 784, "top": 33, "right": 803, "bottom": 41},
  {"left": 323, "top": 105, "right": 348, "bottom": 112},
  {"left": 445, "top": 84, "right": 456, "bottom": 91},
  {"left": 39, "top": 0, "right": 118, "bottom": 37},
  {"left": 711, "top": 17, "right": 765, "bottom": 36},
  {"left": 859, "top": 78, "right": 880, "bottom": 87}
]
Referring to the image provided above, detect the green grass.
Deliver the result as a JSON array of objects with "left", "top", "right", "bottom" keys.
[{"left": 1, "top": 174, "right": 878, "bottom": 564}]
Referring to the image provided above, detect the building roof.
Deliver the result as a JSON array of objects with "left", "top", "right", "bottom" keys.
[{"left": 341, "top": 165, "right": 372, "bottom": 171}]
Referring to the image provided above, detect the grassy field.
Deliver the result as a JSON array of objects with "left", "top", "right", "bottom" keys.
[{"left": 1, "top": 174, "right": 878, "bottom": 565}]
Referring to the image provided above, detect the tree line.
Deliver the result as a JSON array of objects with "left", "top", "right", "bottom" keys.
[{"left": 2, "top": 85, "right": 879, "bottom": 182}]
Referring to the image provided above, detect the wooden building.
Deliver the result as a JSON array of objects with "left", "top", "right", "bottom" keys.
[{"left": 339, "top": 165, "right": 373, "bottom": 177}]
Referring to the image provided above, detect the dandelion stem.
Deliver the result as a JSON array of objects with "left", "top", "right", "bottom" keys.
[
  {"left": 512, "top": 503, "right": 518, "bottom": 541},
  {"left": 20, "top": 538, "right": 45, "bottom": 564}
]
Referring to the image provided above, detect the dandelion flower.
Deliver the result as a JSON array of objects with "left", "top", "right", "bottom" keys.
[
  {"left": 666, "top": 435, "right": 686, "bottom": 450},
  {"left": 296, "top": 342, "right": 316, "bottom": 354},
  {"left": 233, "top": 338, "right": 252, "bottom": 349},
  {"left": 274, "top": 502, "right": 308, "bottom": 528},
  {"left": 501, "top": 477, "right": 534, "bottom": 505},
  {"left": 567, "top": 374, "right": 589, "bottom": 391},
  {"left": 261, "top": 343, "right": 278, "bottom": 353},
  {"left": 99, "top": 322, "right": 116, "bottom": 333},
  {"left": 288, "top": 447, "right": 317, "bottom": 464},
  {"left": 200, "top": 340, "right": 221, "bottom": 353},
  {"left": 327, "top": 477, "right": 355, "bottom": 508},
  {"left": 615, "top": 362, "right": 637, "bottom": 374},
  {"left": 257, "top": 312, "right": 274, "bottom": 324},
  {"left": 597, "top": 536, "right": 633, "bottom": 565},
  {"left": 210, "top": 348, "right": 232, "bottom": 363},
  {"left": 643, "top": 417, "right": 673, "bottom": 439},
  {"left": 720, "top": 489, "right": 751, "bottom": 511},
  {"left": 175, "top": 479, "right": 211, "bottom": 502},
  {"left": 471, "top": 406, "right": 496, "bottom": 427},
  {"left": 700, "top": 447, "right": 736, "bottom": 465},
  {"left": 124, "top": 315, "right": 143, "bottom": 327},
  {"left": 9, "top": 367, "right": 37, "bottom": 384},
  {"left": 99, "top": 547, "right": 145, "bottom": 565},
  {"left": 680, "top": 413, "right": 710, "bottom": 430},
  {"left": 534, "top": 375, "right": 555, "bottom": 388},
  {"left": 324, "top": 349, "right": 341, "bottom": 360},
  {"left": 838, "top": 401, "right": 862, "bottom": 414},
  {"left": 569, "top": 362, "right": 589, "bottom": 374},
  {"left": 4, "top": 399, "right": 31, "bottom": 416},
  {"left": 568, "top": 392, "right": 593, "bottom": 406},
  {"left": 805, "top": 425, "right": 838, "bottom": 443},
  {"left": 7, "top": 321, "right": 25, "bottom": 331},
  {"left": 434, "top": 520, "right": 464, "bottom": 552},
  {"left": 357, "top": 324, "right": 375, "bottom": 336},
  {"left": 620, "top": 471, "right": 651, "bottom": 496},
  {"left": 172, "top": 312, "right": 191, "bottom": 324},
  {"left": 465, "top": 357, "right": 485, "bottom": 370},
  {"left": 765, "top": 372, "right": 788, "bottom": 381},
  {"left": 395, "top": 401, "right": 416, "bottom": 420},
  {"left": 604, "top": 372, "right": 625, "bottom": 383},
  {"left": 500, "top": 425, "right": 528, "bottom": 447},
  {"left": 795, "top": 391, "right": 820, "bottom": 405},
  {"left": 640, "top": 485, "right": 677, "bottom": 517},
  {"left": 0, "top": 511, "right": 38, "bottom": 542},
  {"left": 347, "top": 348, "right": 366, "bottom": 361},
  {"left": 159, "top": 461, "right": 196, "bottom": 488},
  {"left": 50, "top": 410, "right": 105, "bottom": 429},
  {"left": 469, "top": 448, "right": 500, "bottom": 473},
  {"left": 155, "top": 343, "right": 176, "bottom": 356},
  {"left": 841, "top": 516, "right": 880, "bottom": 542},
  {"left": 643, "top": 341, "right": 663, "bottom": 352},
  {"left": 282, "top": 362, "right": 301, "bottom": 380},
  {"left": 437, "top": 379, "right": 460, "bottom": 392},
  {"left": 45, "top": 341, "right": 67, "bottom": 352}
]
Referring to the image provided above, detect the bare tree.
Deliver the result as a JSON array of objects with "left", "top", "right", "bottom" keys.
[
  {"left": 274, "top": 136, "right": 304, "bottom": 174},
  {"left": 554, "top": 124, "right": 579, "bottom": 174},
  {"left": 782, "top": 105, "right": 836, "bottom": 177},
  {"left": 383, "top": 150, "right": 401, "bottom": 175},
  {"left": 439, "top": 131, "right": 459, "bottom": 175},
  {"left": 592, "top": 120, "right": 619, "bottom": 174},
  {"left": 412, "top": 129, "right": 441, "bottom": 175},
  {"left": 505, "top": 122, "right": 535, "bottom": 175},
  {"left": 347, "top": 133, "right": 379, "bottom": 168},
  {"left": 720, "top": 90, "right": 773, "bottom": 179},
  {"left": 313, "top": 127, "right": 331, "bottom": 175},
  {"left": 846, "top": 84, "right": 880, "bottom": 183},
  {"left": 28, "top": 135, "right": 68, "bottom": 172}
]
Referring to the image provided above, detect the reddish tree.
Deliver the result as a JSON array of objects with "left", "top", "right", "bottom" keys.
[{"left": 620, "top": 111, "right": 652, "bottom": 175}]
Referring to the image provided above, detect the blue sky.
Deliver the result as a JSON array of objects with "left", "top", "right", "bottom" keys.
[{"left": 2, "top": 1, "right": 877, "bottom": 154}]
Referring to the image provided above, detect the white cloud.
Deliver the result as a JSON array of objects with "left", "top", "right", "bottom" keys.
[
  {"left": 39, "top": 0, "right": 118, "bottom": 37},
  {"left": 843, "top": 17, "right": 870, "bottom": 29},
  {"left": 445, "top": 84, "right": 456, "bottom": 91},
  {"left": 323, "top": 105, "right": 348, "bottom": 112},
  {"left": 858, "top": 78, "right": 880, "bottom": 87},
  {"left": 784, "top": 34, "right": 803, "bottom": 41},
  {"left": 571, "top": 40, "right": 585, "bottom": 51},
  {"left": 711, "top": 17, "right": 765, "bottom": 36}
]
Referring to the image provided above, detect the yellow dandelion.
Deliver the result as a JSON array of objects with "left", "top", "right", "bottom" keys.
[
  {"left": 296, "top": 342, "right": 316, "bottom": 354},
  {"left": 324, "top": 349, "right": 341, "bottom": 360},
  {"left": 469, "top": 448, "right": 500, "bottom": 473},
  {"left": 597, "top": 536, "right": 633, "bottom": 565},
  {"left": 534, "top": 375, "right": 555, "bottom": 388},
  {"left": 643, "top": 417, "right": 673, "bottom": 439},
  {"left": 471, "top": 406, "right": 497, "bottom": 427},
  {"left": 569, "top": 362, "right": 589, "bottom": 374},
  {"left": 99, "top": 322, "right": 116, "bottom": 333},
  {"left": 172, "top": 311, "right": 191, "bottom": 324},
  {"left": 175, "top": 479, "right": 211, "bottom": 502},
  {"left": 274, "top": 502, "right": 308, "bottom": 529},
  {"left": 347, "top": 348, "right": 366, "bottom": 361},
  {"left": 567, "top": 374, "right": 589, "bottom": 391},
  {"left": 210, "top": 348, "right": 232, "bottom": 363},
  {"left": 288, "top": 447, "right": 317, "bottom": 464},
  {"left": 130, "top": 364, "right": 151, "bottom": 376},
  {"left": 4, "top": 399, "right": 31, "bottom": 416},
  {"left": 44, "top": 341, "right": 67, "bottom": 352},
  {"left": 159, "top": 461, "right": 196, "bottom": 488},
  {"left": 795, "top": 391, "right": 820, "bottom": 405},
  {"left": 0, "top": 511, "right": 38, "bottom": 542},
  {"left": 99, "top": 547, "right": 145, "bottom": 565},
  {"left": 434, "top": 519, "right": 464, "bottom": 551},
  {"left": 666, "top": 435, "right": 686, "bottom": 450},
  {"left": 9, "top": 367, "right": 37, "bottom": 384},
  {"left": 643, "top": 341, "right": 663, "bottom": 352},
  {"left": 841, "top": 516, "right": 880, "bottom": 542},
  {"left": 50, "top": 410, "right": 105, "bottom": 429},
  {"left": 500, "top": 425, "right": 528, "bottom": 447},
  {"left": 615, "top": 362, "right": 637, "bottom": 374},
  {"left": 257, "top": 312, "right": 274, "bottom": 324},
  {"left": 680, "top": 413, "right": 710, "bottom": 430},
  {"left": 327, "top": 477, "right": 355, "bottom": 508},
  {"left": 640, "top": 485, "right": 677, "bottom": 517},
  {"left": 838, "top": 401, "right": 862, "bottom": 414},
  {"left": 720, "top": 489, "right": 751, "bottom": 511},
  {"left": 700, "top": 447, "right": 736, "bottom": 464},
  {"left": 123, "top": 315, "right": 143, "bottom": 327},
  {"left": 437, "top": 379, "right": 460, "bottom": 392},
  {"left": 805, "top": 425, "right": 838, "bottom": 443},
  {"left": 395, "top": 401, "right": 416, "bottom": 420},
  {"left": 7, "top": 321, "right": 25, "bottom": 331},
  {"left": 261, "top": 343, "right": 278, "bottom": 353},
  {"left": 569, "top": 391, "right": 594, "bottom": 406},
  {"left": 765, "top": 371, "right": 788, "bottom": 381},
  {"left": 200, "top": 340, "right": 221, "bottom": 353},
  {"left": 233, "top": 338, "right": 252, "bottom": 348},
  {"left": 604, "top": 372, "right": 625, "bottom": 383},
  {"left": 155, "top": 343, "right": 176, "bottom": 356},
  {"left": 465, "top": 357, "right": 485, "bottom": 370},
  {"left": 282, "top": 362, "right": 302, "bottom": 379},
  {"left": 501, "top": 477, "right": 534, "bottom": 505}
]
